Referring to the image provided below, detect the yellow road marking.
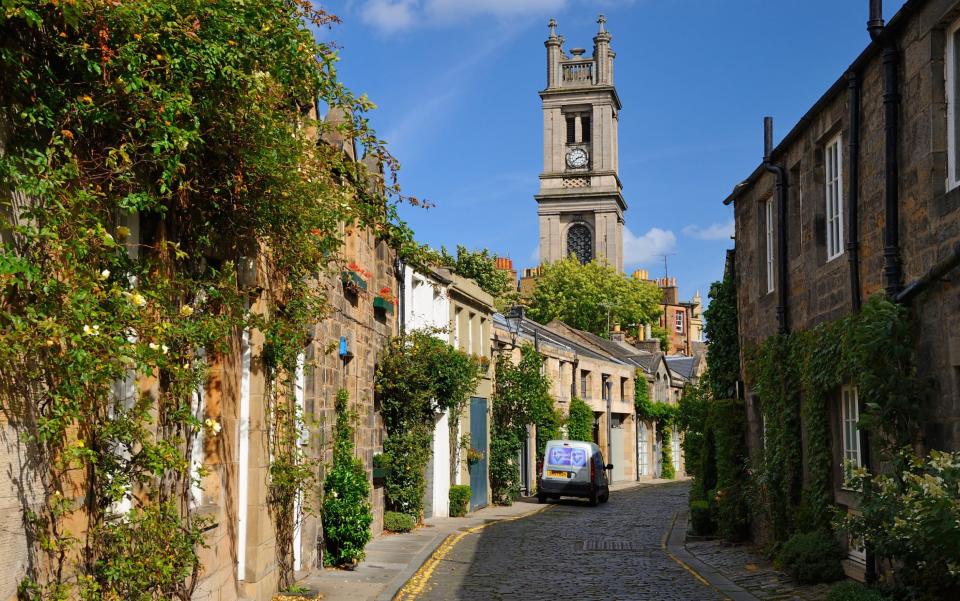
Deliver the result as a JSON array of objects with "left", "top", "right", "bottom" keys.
[
  {"left": 394, "top": 505, "right": 551, "bottom": 600},
  {"left": 660, "top": 513, "right": 732, "bottom": 600}
]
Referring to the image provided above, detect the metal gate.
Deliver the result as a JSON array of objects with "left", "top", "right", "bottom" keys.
[{"left": 469, "top": 397, "right": 488, "bottom": 511}]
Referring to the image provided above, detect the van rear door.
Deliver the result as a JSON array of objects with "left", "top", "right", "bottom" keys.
[{"left": 543, "top": 442, "right": 590, "bottom": 482}]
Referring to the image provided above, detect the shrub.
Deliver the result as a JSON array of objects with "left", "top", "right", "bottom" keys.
[
  {"left": 566, "top": 397, "right": 593, "bottom": 442},
  {"left": 689, "top": 500, "right": 716, "bottom": 536},
  {"left": 826, "top": 582, "right": 891, "bottom": 601},
  {"left": 323, "top": 390, "right": 373, "bottom": 566},
  {"left": 776, "top": 530, "right": 845, "bottom": 585},
  {"left": 449, "top": 485, "right": 471, "bottom": 517},
  {"left": 660, "top": 427, "right": 676, "bottom": 480},
  {"left": 383, "top": 511, "right": 415, "bottom": 533},
  {"left": 840, "top": 449, "right": 960, "bottom": 600},
  {"left": 381, "top": 425, "right": 432, "bottom": 519}
]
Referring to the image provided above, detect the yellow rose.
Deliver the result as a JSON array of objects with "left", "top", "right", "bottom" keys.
[
  {"left": 116, "top": 226, "right": 131, "bottom": 240},
  {"left": 179, "top": 305, "right": 194, "bottom": 317}
]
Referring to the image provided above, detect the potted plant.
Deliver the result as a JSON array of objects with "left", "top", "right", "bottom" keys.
[
  {"left": 341, "top": 262, "right": 370, "bottom": 294},
  {"left": 373, "top": 287, "right": 396, "bottom": 313}
]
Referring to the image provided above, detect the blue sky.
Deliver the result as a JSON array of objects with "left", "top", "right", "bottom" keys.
[{"left": 318, "top": 0, "right": 907, "bottom": 303}]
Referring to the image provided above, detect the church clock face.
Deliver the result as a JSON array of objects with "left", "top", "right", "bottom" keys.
[{"left": 566, "top": 147, "right": 589, "bottom": 169}]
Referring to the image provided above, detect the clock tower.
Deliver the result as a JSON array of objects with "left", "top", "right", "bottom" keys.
[{"left": 536, "top": 16, "right": 626, "bottom": 272}]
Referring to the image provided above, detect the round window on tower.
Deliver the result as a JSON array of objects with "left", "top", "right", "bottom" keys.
[{"left": 567, "top": 223, "right": 592, "bottom": 265}]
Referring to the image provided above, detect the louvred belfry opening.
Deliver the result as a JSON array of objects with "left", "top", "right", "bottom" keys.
[{"left": 567, "top": 223, "right": 592, "bottom": 264}]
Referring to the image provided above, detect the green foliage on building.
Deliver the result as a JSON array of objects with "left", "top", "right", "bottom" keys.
[
  {"left": 566, "top": 397, "right": 594, "bottom": 443},
  {"left": 490, "top": 344, "right": 558, "bottom": 504},
  {"left": 375, "top": 330, "right": 484, "bottom": 520}
]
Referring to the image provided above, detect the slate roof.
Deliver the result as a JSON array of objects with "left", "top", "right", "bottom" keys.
[
  {"left": 491, "top": 313, "right": 616, "bottom": 364},
  {"left": 664, "top": 355, "right": 699, "bottom": 381},
  {"left": 544, "top": 320, "right": 656, "bottom": 372}
]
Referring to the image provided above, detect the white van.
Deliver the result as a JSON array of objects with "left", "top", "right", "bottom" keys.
[{"left": 537, "top": 440, "right": 611, "bottom": 506}]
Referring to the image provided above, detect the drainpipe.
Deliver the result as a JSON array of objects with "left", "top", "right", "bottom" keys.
[
  {"left": 763, "top": 117, "right": 789, "bottom": 334},
  {"left": 869, "top": 0, "right": 902, "bottom": 297},
  {"left": 847, "top": 71, "right": 863, "bottom": 312},
  {"left": 860, "top": 4, "right": 884, "bottom": 585},
  {"left": 395, "top": 258, "right": 406, "bottom": 334}
]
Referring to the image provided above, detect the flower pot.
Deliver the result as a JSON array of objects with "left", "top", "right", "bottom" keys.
[{"left": 373, "top": 296, "right": 394, "bottom": 313}]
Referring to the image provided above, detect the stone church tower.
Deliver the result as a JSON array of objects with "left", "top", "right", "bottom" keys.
[{"left": 536, "top": 16, "right": 626, "bottom": 272}]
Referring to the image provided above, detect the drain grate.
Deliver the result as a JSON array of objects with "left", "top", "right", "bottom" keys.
[{"left": 581, "top": 540, "right": 646, "bottom": 552}]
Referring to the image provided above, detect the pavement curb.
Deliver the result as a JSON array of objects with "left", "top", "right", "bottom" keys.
[
  {"left": 663, "top": 511, "right": 760, "bottom": 601},
  {"left": 377, "top": 503, "right": 553, "bottom": 601}
]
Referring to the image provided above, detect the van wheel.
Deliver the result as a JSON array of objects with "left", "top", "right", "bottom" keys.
[
  {"left": 537, "top": 492, "right": 547, "bottom": 504},
  {"left": 588, "top": 492, "right": 598, "bottom": 507}
]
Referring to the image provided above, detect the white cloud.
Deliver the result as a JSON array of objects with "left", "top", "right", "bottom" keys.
[
  {"left": 682, "top": 219, "right": 734, "bottom": 241},
  {"left": 623, "top": 227, "right": 676, "bottom": 265},
  {"left": 359, "top": 0, "right": 417, "bottom": 34},
  {"left": 358, "top": 0, "right": 566, "bottom": 33}
]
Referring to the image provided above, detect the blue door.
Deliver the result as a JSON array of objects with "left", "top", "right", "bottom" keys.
[{"left": 469, "top": 397, "right": 488, "bottom": 511}]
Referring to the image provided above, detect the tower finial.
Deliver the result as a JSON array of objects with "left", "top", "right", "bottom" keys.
[
  {"left": 549, "top": 18, "right": 557, "bottom": 38},
  {"left": 597, "top": 14, "right": 606, "bottom": 33}
]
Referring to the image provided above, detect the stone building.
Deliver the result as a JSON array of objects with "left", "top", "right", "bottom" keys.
[
  {"left": 723, "top": 0, "right": 960, "bottom": 574},
  {"left": 492, "top": 312, "right": 638, "bottom": 488},
  {"left": 548, "top": 322, "right": 688, "bottom": 480},
  {"left": 535, "top": 16, "right": 627, "bottom": 272},
  {"left": 194, "top": 110, "right": 400, "bottom": 598}
]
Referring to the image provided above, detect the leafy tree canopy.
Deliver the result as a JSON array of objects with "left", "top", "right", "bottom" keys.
[
  {"left": 436, "top": 245, "right": 511, "bottom": 299},
  {"left": 527, "top": 257, "right": 662, "bottom": 337}
]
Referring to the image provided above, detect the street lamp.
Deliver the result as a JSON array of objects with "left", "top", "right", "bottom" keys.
[{"left": 504, "top": 305, "right": 525, "bottom": 348}]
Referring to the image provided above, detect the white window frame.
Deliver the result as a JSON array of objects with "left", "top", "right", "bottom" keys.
[
  {"left": 841, "top": 385, "right": 862, "bottom": 489},
  {"left": 765, "top": 196, "right": 775, "bottom": 293},
  {"left": 947, "top": 17, "right": 960, "bottom": 191},
  {"left": 825, "top": 133, "right": 844, "bottom": 261},
  {"left": 638, "top": 421, "right": 650, "bottom": 476},
  {"left": 675, "top": 310, "right": 684, "bottom": 333}
]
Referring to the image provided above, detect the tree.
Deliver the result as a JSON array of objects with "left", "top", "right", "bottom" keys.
[
  {"left": 438, "top": 245, "right": 511, "bottom": 298},
  {"left": 527, "top": 257, "right": 662, "bottom": 337}
]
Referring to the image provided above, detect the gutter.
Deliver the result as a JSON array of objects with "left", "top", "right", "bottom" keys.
[{"left": 895, "top": 242, "right": 960, "bottom": 304}]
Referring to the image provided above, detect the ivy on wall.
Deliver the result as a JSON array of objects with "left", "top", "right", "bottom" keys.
[
  {"left": 747, "top": 295, "right": 925, "bottom": 544},
  {"left": 566, "top": 397, "right": 594, "bottom": 443}
]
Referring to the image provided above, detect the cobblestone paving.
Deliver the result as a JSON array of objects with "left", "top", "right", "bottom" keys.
[
  {"left": 412, "top": 482, "right": 722, "bottom": 600},
  {"left": 685, "top": 540, "right": 832, "bottom": 601}
]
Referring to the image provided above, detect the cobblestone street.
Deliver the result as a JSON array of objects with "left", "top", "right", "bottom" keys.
[{"left": 400, "top": 482, "right": 722, "bottom": 601}]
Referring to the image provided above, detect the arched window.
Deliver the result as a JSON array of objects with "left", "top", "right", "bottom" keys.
[{"left": 567, "top": 223, "right": 592, "bottom": 264}]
